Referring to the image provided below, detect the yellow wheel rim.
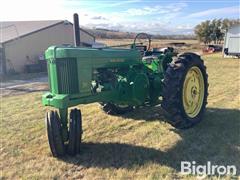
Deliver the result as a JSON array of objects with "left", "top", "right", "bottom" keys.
[{"left": 182, "top": 66, "right": 205, "bottom": 118}]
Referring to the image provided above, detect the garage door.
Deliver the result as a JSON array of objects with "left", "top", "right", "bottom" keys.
[
  {"left": 0, "top": 48, "right": 3, "bottom": 74},
  {"left": 228, "top": 37, "right": 240, "bottom": 54}
]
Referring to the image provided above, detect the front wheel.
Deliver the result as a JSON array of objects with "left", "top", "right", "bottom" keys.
[
  {"left": 68, "top": 109, "right": 82, "bottom": 156},
  {"left": 45, "top": 111, "right": 65, "bottom": 157},
  {"left": 162, "top": 53, "right": 208, "bottom": 129}
]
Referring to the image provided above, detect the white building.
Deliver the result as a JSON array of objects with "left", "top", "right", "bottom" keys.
[
  {"left": 224, "top": 24, "right": 240, "bottom": 57},
  {"left": 0, "top": 20, "right": 95, "bottom": 74}
]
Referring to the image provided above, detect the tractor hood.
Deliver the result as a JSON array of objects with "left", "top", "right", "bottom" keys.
[{"left": 45, "top": 46, "right": 142, "bottom": 61}]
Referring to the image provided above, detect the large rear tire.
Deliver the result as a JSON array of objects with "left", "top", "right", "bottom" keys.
[{"left": 162, "top": 53, "right": 208, "bottom": 129}]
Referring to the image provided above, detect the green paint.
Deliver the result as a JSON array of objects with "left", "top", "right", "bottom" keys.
[{"left": 42, "top": 45, "right": 173, "bottom": 130}]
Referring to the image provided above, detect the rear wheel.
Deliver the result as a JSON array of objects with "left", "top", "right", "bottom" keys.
[
  {"left": 101, "top": 103, "right": 133, "bottom": 115},
  {"left": 162, "top": 53, "right": 208, "bottom": 129}
]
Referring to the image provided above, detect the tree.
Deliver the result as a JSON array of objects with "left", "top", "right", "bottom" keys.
[
  {"left": 194, "top": 19, "right": 240, "bottom": 44},
  {"left": 194, "top": 20, "right": 212, "bottom": 44}
]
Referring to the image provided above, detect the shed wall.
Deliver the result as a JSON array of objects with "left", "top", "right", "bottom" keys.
[{"left": 4, "top": 23, "right": 94, "bottom": 73}]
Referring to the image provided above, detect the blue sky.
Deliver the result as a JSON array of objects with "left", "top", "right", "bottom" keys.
[{"left": 1, "top": 0, "right": 239, "bottom": 34}]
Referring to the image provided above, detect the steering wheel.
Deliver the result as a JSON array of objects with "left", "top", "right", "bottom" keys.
[{"left": 133, "top": 33, "right": 151, "bottom": 51}]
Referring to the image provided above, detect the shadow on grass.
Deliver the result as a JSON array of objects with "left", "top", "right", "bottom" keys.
[
  {"left": 122, "top": 105, "right": 167, "bottom": 121},
  {"left": 62, "top": 107, "right": 240, "bottom": 174}
]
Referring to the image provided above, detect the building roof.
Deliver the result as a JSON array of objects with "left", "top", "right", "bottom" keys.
[{"left": 0, "top": 20, "right": 95, "bottom": 44}]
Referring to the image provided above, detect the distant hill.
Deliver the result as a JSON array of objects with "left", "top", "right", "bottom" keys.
[
  {"left": 85, "top": 28, "right": 138, "bottom": 39},
  {"left": 84, "top": 28, "right": 196, "bottom": 40}
]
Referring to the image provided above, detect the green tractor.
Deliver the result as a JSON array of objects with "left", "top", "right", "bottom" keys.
[{"left": 42, "top": 14, "right": 208, "bottom": 157}]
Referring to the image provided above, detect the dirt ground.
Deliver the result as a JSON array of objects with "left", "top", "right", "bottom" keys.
[{"left": 0, "top": 76, "right": 48, "bottom": 97}]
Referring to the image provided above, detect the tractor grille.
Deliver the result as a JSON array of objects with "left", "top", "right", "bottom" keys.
[
  {"left": 56, "top": 58, "right": 79, "bottom": 94},
  {"left": 47, "top": 62, "right": 52, "bottom": 92}
]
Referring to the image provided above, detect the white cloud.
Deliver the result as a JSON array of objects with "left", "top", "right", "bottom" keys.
[
  {"left": 0, "top": 0, "right": 71, "bottom": 21},
  {"left": 81, "top": 2, "right": 190, "bottom": 34},
  {"left": 176, "top": 24, "right": 193, "bottom": 30},
  {"left": 124, "top": 2, "right": 187, "bottom": 16},
  {"left": 85, "top": 20, "right": 194, "bottom": 35},
  {"left": 75, "top": 2, "right": 188, "bottom": 32},
  {"left": 187, "top": 6, "right": 239, "bottom": 18},
  {"left": 91, "top": 16, "right": 108, "bottom": 20},
  {"left": 89, "top": 0, "right": 142, "bottom": 10},
  {"left": 0, "top": 0, "right": 193, "bottom": 34}
]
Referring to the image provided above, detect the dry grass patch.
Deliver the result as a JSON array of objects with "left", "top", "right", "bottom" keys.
[{"left": 98, "top": 38, "right": 201, "bottom": 54}]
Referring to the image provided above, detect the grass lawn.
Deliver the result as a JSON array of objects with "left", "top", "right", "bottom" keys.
[{"left": 1, "top": 53, "right": 239, "bottom": 179}]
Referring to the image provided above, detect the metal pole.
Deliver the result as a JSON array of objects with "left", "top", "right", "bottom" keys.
[{"left": 73, "top": 13, "right": 80, "bottom": 47}]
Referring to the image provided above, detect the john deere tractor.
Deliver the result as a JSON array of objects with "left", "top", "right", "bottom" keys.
[{"left": 42, "top": 14, "right": 208, "bottom": 157}]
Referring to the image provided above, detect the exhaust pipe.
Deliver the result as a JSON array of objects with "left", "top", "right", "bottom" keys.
[{"left": 73, "top": 13, "right": 80, "bottom": 47}]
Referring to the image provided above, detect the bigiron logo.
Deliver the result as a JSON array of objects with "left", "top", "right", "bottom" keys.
[{"left": 181, "top": 161, "right": 237, "bottom": 176}]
